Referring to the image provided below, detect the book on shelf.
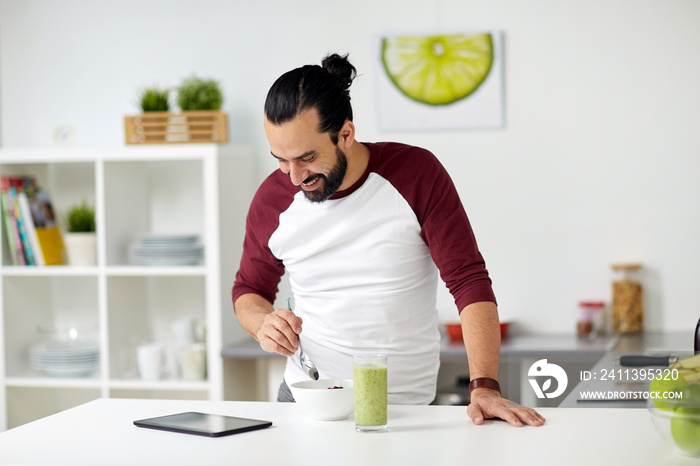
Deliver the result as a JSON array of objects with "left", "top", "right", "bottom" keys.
[
  {"left": 30, "top": 189, "right": 66, "bottom": 265},
  {"left": 0, "top": 175, "right": 66, "bottom": 266},
  {"left": 18, "top": 190, "right": 45, "bottom": 266},
  {"left": 10, "top": 185, "right": 37, "bottom": 265},
  {"left": 0, "top": 188, "right": 24, "bottom": 265},
  {"left": 1, "top": 176, "right": 29, "bottom": 265}
]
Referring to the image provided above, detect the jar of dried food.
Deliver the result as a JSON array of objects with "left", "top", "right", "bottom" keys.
[{"left": 611, "top": 263, "right": 643, "bottom": 333}]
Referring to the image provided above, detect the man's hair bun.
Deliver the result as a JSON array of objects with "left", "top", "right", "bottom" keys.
[{"left": 322, "top": 53, "right": 356, "bottom": 96}]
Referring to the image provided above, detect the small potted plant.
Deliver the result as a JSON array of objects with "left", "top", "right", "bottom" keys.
[
  {"left": 62, "top": 200, "right": 96, "bottom": 266},
  {"left": 138, "top": 86, "right": 171, "bottom": 112},
  {"left": 170, "top": 76, "right": 225, "bottom": 143},
  {"left": 177, "top": 76, "right": 223, "bottom": 111}
]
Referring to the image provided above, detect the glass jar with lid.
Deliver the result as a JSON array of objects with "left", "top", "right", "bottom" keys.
[
  {"left": 611, "top": 263, "right": 643, "bottom": 333},
  {"left": 577, "top": 301, "right": 605, "bottom": 338}
]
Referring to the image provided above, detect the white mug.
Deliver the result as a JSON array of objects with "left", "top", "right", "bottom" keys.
[
  {"left": 137, "top": 343, "right": 163, "bottom": 381},
  {"left": 179, "top": 343, "right": 207, "bottom": 380},
  {"left": 171, "top": 317, "right": 195, "bottom": 348}
]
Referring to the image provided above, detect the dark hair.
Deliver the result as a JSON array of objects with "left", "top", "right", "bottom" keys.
[{"left": 264, "top": 53, "right": 356, "bottom": 144}]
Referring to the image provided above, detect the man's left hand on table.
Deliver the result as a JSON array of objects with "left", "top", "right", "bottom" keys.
[{"left": 467, "top": 388, "right": 546, "bottom": 427}]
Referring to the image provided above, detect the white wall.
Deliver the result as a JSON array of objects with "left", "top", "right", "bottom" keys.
[{"left": 1, "top": 0, "right": 699, "bottom": 336}]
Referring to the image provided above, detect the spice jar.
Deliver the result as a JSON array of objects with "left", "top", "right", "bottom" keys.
[
  {"left": 577, "top": 301, "right": 605, "bottom": 338},
  {"left": 611, "top": 263, "right": 643, "bottom": 333}
]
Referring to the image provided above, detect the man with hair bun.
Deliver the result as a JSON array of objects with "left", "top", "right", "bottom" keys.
[{"left": 232, "top": 53, "right": 545, "bottom": 427}]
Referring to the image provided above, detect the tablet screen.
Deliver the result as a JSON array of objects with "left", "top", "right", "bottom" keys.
[{"left": 134, "top": 412, "right": 272, "bottom": 437}]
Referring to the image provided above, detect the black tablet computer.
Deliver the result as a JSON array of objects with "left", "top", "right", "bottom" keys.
[{"left": 134, "top": 412, "right": 272, "bottom": 437}]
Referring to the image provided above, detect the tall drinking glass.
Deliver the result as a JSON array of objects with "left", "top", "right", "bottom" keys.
[{"left": 353, "top": 354, "right": 388, "bottom": 432}]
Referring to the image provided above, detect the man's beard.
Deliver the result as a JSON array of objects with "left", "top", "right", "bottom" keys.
[{"left": 302, "top": 146, "right": 348, "bottom": 203}]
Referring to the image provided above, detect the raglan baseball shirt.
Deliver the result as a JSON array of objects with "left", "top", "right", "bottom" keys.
[{"left": 232, "top": 142, "right": 496, "bottom": 404}]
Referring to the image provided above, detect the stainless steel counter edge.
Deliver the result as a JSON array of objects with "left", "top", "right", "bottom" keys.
[
  {"left": 222, "top": 333, "right": 630, "bottom": 359},
  {"left": 221, "top": 338, "right": 285, "bottom": 359}
]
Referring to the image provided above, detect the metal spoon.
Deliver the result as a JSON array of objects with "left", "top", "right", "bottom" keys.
[{"left": 286, "top": 297, "right": 319, "bottom": 380}]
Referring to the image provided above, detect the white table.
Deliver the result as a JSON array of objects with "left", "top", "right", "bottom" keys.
[{"left": 0, "top": 398, "right": 695, "bottom": 466}]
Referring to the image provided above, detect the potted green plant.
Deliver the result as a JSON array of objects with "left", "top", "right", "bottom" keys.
[
  {"left": 177, "top": 76, "right": 224, "bottom": 110},
  {"left": 124, "top": 77, "right": 228, "bottom": 144},
  {"left": 138, "top": 86, "right": 171, "bottom": 112},
  {"left": 62, "top": 200, "right": 96, "bottom": 266}
]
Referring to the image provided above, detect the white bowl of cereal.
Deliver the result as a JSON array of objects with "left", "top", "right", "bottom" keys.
[{"left": 290, "top": 378, "right": 354, "bottom": 421}]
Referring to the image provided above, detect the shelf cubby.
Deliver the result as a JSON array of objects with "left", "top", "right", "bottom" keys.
[{"left": 0, "top": 144, "right": 240, "bottom": 430}]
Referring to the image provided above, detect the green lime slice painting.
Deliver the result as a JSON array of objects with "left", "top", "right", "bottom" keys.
[{"left": 376, "top": 31, "right": 504, "bottom": 131}]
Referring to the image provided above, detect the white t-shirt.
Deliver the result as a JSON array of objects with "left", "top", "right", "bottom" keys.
[{"left": 233, "top": 142, "right": 496, "bottom": 404}]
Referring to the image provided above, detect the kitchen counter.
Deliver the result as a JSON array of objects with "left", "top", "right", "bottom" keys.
[
  {"left": 441, "top": 332, "right": 617, "bottom": 359},
  {"left": 222, "top": 337, "right": 284, "bottom": 359},
  {"left": 0, "top": 398, "right": 693, "bottom": 466},
  {"left": 222, "top": 334, "right": 616, "bottom": 404},
  {"left": 559, "top": 349, "right": 649, "bottom": 408},
  {"left": 222, "top": 333, "right": 620, "bottom": 360},
  {"left": 560, "top": 332, "right": 695, "bottom": 409},
  {"left": 221, "top": 332, "right": 692, "bottom": 406}
]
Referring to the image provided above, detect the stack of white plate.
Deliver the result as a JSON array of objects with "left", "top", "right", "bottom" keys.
[
  {"left": 30, "top": 340, "right": 100, "bottom": 377},
  {"left": 128, "top": 233, "right": 204, "bottom": 266}
]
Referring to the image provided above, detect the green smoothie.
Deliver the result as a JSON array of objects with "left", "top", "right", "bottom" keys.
[{"left": 353, "top": 364, "right": 387, "bottom": 428}]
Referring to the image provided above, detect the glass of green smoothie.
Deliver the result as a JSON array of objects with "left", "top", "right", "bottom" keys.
[{"left": 353, "top": 354, "right": 388, "bottom": 432}]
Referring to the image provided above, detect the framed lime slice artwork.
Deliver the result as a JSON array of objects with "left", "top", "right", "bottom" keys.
[
  {"left": 381, "top": 33, "right": 494, "bottom": 106},
  {"left": 375, "top": 31, "right": 504, "bottom": 131}
]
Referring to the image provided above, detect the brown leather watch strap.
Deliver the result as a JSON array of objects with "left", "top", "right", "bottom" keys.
[{"left": 469, "top": 377, "right": 501, "bottom": 394}]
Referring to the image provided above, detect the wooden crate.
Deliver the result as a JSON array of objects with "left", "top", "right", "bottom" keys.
[{"left": 124, "top": 111, "right": 228, "bottom": 144}]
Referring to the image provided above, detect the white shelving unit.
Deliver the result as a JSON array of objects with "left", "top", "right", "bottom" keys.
[{"left": 0, "top": 144, "right": 253, "bottom": 430}]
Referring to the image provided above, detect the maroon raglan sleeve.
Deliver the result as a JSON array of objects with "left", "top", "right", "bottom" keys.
[
  {"left": 375, "top": 143, "right": 497, "bottom": 312},
  {"left": 231, "top": 172, "right": 293, "bottom": 307}
]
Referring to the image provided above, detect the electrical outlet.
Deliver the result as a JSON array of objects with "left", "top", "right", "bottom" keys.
[{"left": 54, "top": 125, "right": 76, "bottom": 147}]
